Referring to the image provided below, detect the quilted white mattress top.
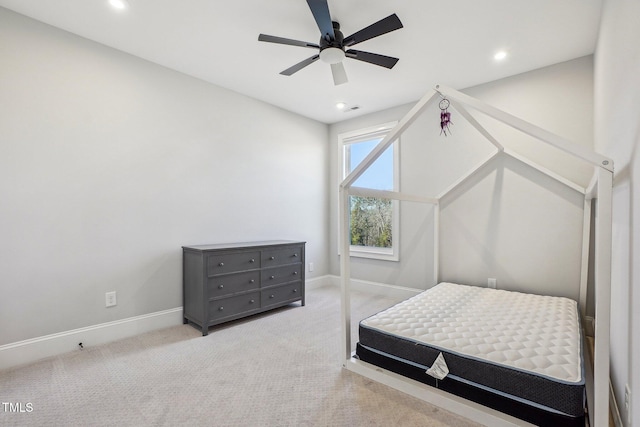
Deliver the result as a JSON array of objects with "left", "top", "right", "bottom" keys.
[{"left": 360, "top": 282, "right": 583, "bottom": 383}]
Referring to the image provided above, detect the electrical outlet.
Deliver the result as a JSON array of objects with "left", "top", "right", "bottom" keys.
[
  {"left": 625, "top": 384, "right": 631, "bottom": 424},
  {"left": 309, "top": 262, "right": 314, "bottom": 272},
  {"left": 105, "top": 291, "right": 117, "bottom": 307},
  {"left": 488, "top": 278, "right": 497, "bottom": 289}
]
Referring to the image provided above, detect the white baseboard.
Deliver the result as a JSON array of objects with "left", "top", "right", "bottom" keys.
[
  {"left": 0, "top": 308, "right": 183, "bottom": 371},
  {"left": 305, "top": 275, "right": 334, "bottom": 290},
  {"left": 326, "top": 275, "right": 423, "bottom": 300},
  {"left": 0, "top": 276, "right": 333, "bottom": 371}
]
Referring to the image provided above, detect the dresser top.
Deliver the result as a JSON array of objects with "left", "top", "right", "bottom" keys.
[{"left": 183, "top": 240, "right": 305, "bottom": 252}]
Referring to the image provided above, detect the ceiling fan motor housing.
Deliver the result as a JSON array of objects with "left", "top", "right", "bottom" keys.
[{"left": 319, "top": 21, "right": 345, "bottom": 64}]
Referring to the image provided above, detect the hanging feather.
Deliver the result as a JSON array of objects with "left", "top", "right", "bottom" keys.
[{"left": 439, "top": 98, "right": 453, "bottom": 136}]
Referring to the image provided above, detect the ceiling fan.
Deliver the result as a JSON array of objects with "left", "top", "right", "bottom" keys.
[{"left": 258, "top": 0, "right": 403, "bottom": 85}]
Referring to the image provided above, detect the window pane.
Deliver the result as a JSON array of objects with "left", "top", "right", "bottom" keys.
[
  {"left": 349, "top": 196, "right": 392, "bottom": 248},
  {"left": 348, "top": 138, "right": 393, "bottom": 190}
]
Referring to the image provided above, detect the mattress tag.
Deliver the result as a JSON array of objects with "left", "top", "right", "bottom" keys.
[{"left": 426, "top": 352, "right": 449, "bottom": 380}]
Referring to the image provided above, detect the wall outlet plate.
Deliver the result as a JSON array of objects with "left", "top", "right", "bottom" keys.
[{"left": 105, "top": 291, "right": 117, "bottom": 307}]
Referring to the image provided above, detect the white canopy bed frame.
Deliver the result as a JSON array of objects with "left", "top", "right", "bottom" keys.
[{"left": 339, "top": 85, "right": 613, "bottom": 426}]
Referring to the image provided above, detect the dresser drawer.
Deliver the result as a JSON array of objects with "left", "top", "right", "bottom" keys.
[
  {"left": 207, "top": 251, "right": 260, "bottom": 275},
  {"left": 209, "top": 292, "right": 260, "bottom": 321},
  {"left": 261, "top": 283, "right": 302, "bottom": 308},
  {"left": 208, "top": 271, "right": 260, "bottom": 299},
  {"left": 261, "top": 264, "right": 302, "bottom": 287},
  {"left": 261, "top": 245, "right": 303, "bottom": 268}
]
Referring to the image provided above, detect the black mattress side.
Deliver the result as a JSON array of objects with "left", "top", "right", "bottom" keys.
[{"left": 358, "top": 323, "right": 585, "bottom": 417}]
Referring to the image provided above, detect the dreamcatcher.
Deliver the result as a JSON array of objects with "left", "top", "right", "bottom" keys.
[{"left": 439, "top": 98, "right": 453, "bottom": 136}]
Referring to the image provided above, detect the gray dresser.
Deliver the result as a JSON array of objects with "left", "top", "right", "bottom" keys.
[{"left": 182, "top": 240, "right": 305, "bottom": 335}]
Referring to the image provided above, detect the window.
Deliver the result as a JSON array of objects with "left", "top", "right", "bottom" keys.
[{"left": 339, "top": 122, "right": 399, "bottom": 261}]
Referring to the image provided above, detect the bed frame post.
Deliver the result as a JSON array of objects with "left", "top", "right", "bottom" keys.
[
  {"left": 593, "top": 167, "right": 612, "bottom": 427},
  {"left": 433, "top": 204, "right": 440, "bottom": 285},
  {"left": 339, "top": 186, "right": 352, "bottom": 363}
]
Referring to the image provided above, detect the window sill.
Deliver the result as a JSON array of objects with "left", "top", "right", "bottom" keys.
[{"left": 349, "top": 246, "right": 399, "bottom": 262}]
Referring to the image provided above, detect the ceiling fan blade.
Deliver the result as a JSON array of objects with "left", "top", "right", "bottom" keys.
[
  {"left": 306, "top": 0, "right": 335, "bottom": 40},
  {"left": 345, "top": 49, "right": 399, "bottom": 69},
  {"left": 258, "top": 34, "right": 319, "bottom": 49},
  {"left": 330, "top": 62, "right": 348, "bottom": 86},
  {"left": 343, "top": 14, "right": 403, "bottom": 47},
  {"left": 280, "top": 55, "right": 320, "bottom": 76}
]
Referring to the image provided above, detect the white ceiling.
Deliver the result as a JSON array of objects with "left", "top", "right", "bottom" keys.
[{"left": 0, "top": 0, "right": 603, "bottom": 124}]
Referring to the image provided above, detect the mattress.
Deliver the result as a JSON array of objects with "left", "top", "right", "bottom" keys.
[{"left": 356, "top": 282, "right": 585, "bottom": 426}]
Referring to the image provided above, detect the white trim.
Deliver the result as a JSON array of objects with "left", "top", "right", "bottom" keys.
[
  {"left": 0, "top": 308, "right": 183, "bottom": 370},
  {"left": 433, "top": 204, "right": 440, "bottom": 285},
  {"left": 593, "top": 168, "right": 613, "bottom": 427},
  {"left": 338, "top": 121, "right": 398, "bottom": 144},
  {"left": 0, "top": 276, "right": 330, "bottom": 371},
  {"left": 340, "top": 187, "right": 353, "bottom": 361},
  {"left": 327, "top": 275, "right": 423, "bottom": 300},
  {"left": 346, "top": 245, "right": 398, "bottom": 262},
  {"left": 338, "top": 121, "right": 401, "bottom": 262},
  {"left": 304, "top": 275, "right": 334, "bottom": 290}
]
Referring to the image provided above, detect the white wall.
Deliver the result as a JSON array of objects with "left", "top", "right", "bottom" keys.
[
  {"left": 594, "top": 1, "right": 640, "bottom": 425},
  {"left": 329, "top": 56, "right": 594, "bottom": 302},
  {"left": 0, "top": 8, "right": 329, "bottom": 346}
]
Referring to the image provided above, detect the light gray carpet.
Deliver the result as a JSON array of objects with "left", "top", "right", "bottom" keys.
[{"left": 0, "top": 285, "right": 481, "bottom": 427}]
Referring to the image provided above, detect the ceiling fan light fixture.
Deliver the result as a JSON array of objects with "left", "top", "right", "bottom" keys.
[{"left": 320, "top": 47, "right": 345, "bottom": 64}]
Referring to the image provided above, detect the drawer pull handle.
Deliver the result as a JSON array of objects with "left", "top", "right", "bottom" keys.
[
  {"left": 293, "top": 271, "right": 298, "bottom": 275},
  {"left": 294, "top": 253, "right": 298, "bottom": 257},
  {"left": 249, "top": 258, "right": 255, "bottom": 263},
  {"left": 270, "top": 256, "right": 275, "bottom": 260},
  {"left": 270, "top": 275, "right": 275, "bottom": 280},
  {"left": 219, "top": 307, "right": 224, "bottom": 311},
  {"left": 218, "top": 284, "right": 224, "bottom": 289},
  {"left": 270, "top": 294, "right": 275, "bottom": 299},
  {"left": 249, "top": 279, "right": 255, "bottom": 284},
  {"left": 218, "top": 262, "right": 224, "bottom": 267},
  {"left": 250, "top": 299, "right": 255, "bottom": 304},
  {"left": 293, "top": 289, "right": 298, "bottom": 293}
]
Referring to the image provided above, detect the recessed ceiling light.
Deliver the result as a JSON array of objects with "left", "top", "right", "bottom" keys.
[
  {"left": 109, "top": 0, "right": 129, "bottom": 10},
  {"left": 336, "top": 102, "right": 347, "bottom": 110},
  {"left": 494, "top": 50, "right": 507, "bottom": 61}
]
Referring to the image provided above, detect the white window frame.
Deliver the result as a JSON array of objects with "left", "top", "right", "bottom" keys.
[{"left": 338, "top": 121, "right": 399, "bottom": 261}]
